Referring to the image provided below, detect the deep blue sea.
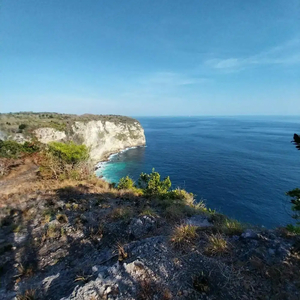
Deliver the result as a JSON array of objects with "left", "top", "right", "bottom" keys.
[{"left": 96, "top": 116, "right": 300, "bottom": 228}]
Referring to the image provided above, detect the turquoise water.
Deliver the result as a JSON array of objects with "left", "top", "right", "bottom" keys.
[{"left": 96, "top": 116, "right": 300, "bottom": 228}]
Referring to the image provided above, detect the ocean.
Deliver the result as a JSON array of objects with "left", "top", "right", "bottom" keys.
[{"left": 96, "top": 116, "right": 300, "bottom": 228}]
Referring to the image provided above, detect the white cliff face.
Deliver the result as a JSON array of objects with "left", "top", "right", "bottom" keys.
[
  {"left": 71, "top": 120, "right": 146, "bottom": 162},
  {"left": 34, "top": 128, "right": 67, "bottom": 144},
  {"left": 32, "top": 120, "right": 146, "bottom": 162}
]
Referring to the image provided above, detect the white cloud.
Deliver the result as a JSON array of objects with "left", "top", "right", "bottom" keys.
[
  {"left": 141, "top": 72, "right": 210, "bottom": 86},
  {"left": 205, "top": 38, "right": 300, "bottom": 71}
]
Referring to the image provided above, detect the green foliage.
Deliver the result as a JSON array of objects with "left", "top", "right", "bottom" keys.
[
  {"left": 286, "top": 224, "right": 300, "bottom": 234},
  {"left": 18, "top": 124, "right": 27, "bottom": 130},
  {"left": 0, "top": 140, "right": 39, "bottom": 158},
  {"left": 39, "top": 142, "right": 91, "bottom": 180},
  {"left": 287, "top": 135, "right": 300, "bottom": 233},
  {"left": 117, "top": 176, "right": 134, "bottom": 190},
  {"left": 286, "top": 188, "right": 300, "bottom": 222},
  {"left": 0, "top": 112, "right": 139, "bottom": 137},
  {"left": 48, "top": 142, "right": 88, "bottom": 165},
  {"left": 138, "top": 169, "right": 171, "bottom": 196}
]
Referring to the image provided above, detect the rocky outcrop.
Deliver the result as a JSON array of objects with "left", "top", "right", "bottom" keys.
[
  {"left": 34, "top": 128, "right": 67, "bottom": 144},
  {"left": 32, "top": 119, "right": 146, "bottom": 162},
  {"left": 0, "top": 130, "right": 6, "bottom": 141}
]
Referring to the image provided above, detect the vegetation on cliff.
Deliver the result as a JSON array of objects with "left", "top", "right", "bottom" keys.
[
  {"left": 286, "top": 133, "right": 300, "bottom": 234},
  {"left": 0, "top": 112, "right": 140, "bottom": 138}
]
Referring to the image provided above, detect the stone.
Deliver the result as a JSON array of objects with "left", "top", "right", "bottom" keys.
[
  {"left": 268, "top": 248, "right": 275, "bottom": 255},
  {"left": 186, "top": 215, "right": 212, "bottom": 227},
  {"left": 128, "top": 216, "right": 156, "bottom": 239},
  {"left": 241, "top": 229, "right": 259, "bottom": 239}
]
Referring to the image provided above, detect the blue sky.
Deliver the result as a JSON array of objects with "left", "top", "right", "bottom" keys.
[{"left": 1, "top": 0, "right": 299, "bottom": 116}]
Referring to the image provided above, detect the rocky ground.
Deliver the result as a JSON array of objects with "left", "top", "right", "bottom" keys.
[{"left": 1, "top": 159, "right": 300, "bottom": 300}]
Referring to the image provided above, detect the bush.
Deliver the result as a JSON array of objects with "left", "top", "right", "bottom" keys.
[
  {"left": 48, "top": 142, "right": 88, "bottom": 165},
  {"left": 117, "top": 176, "right": 134, "bottom": 190},
  {"left": 286, "top": 188, "right": 300, "bottom": 223},
  {"left": 0, "top": 140, "right": 39, "bottom": 158},
  {"left": 18, "top": 124, "right": 27, "bottom": 130},
  {"left": 39, "top": 142, "right": 91, "bottom": 180},
  {"left": 138, "top": 169, "right": 171, "bottom": 197}
]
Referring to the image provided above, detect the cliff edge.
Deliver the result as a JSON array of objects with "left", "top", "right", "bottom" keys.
[{"left": 0, "top": 112, "right": 146, "bottom": 162}]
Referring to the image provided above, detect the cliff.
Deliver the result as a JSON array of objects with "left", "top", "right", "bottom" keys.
[{"left": 0, "top": 112, "right": 146, "bottom": 162}]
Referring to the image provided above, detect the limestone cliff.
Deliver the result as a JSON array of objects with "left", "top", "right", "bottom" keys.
[
  {"left": 33, "top": 120, "right": 146, "bottom": 161},
  {"left": 0, "top": 113, "right": 146, "bottom": 162}
]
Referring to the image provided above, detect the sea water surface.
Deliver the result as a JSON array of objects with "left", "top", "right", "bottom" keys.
[{"left": 96, "top": 116, "right": 300, "bottom": 228}]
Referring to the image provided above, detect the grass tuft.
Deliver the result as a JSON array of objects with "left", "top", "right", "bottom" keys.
[
  {"left": 16, "top": 289, "right": 37, "bottom": 300},
  {"left": 205, "top": 234, "right": 229, "bottom": 255},
  {"left": 170, "top": 224, "right": 198, "bottom": 248}
]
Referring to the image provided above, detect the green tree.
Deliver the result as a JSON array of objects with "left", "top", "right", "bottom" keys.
[
  {"left": 117, "top": 176, "right": 134, "bottom": 190},
  {"left": 286, "top": 134, "right": 300, "bottom": 232},
  {"left": 138, "top": 169, "right": 171, "bottom": 196}
]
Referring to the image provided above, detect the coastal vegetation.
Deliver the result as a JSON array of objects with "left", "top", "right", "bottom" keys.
[
  {"left": 286, "top": 133, "right": 300, "bottom": 233},
  {"left": 0, "top": 112, "right": 139, "bottom": 138}
]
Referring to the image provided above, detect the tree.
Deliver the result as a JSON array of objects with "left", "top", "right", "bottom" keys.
[
  {"left": 292, "top": 133, "right": 300, "bottom": 150},
  {"left": 286, "top": 133, "right": 300, "bottom": 231},
  {"left": 138, "top": 169, "right": 171, "bottom": 196}
]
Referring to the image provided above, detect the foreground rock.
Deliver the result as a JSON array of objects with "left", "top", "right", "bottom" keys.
[{"left": 0, "top": 170, "right": 300, "bottom": 299}]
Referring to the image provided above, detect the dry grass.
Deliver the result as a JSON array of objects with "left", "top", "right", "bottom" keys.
[
  {"left": 109, "top": 206, "right": 133, "bottom": 221},
  {"left": 15, "top": 264, "right": 34, "bottom": 279},
  {"left": 89, "top": 224, "right": 104, "bottom": 241},
  {"left": 170, "top": 224, "right": 198, "bottom": 248},
  {"left": 116, "top": 242, "right": 128, "bottom": 262},
  {"left": 205, "top": 234, "right": 229, "bottom": 255},
  {"left": 164, "top": 205, "right": 186, "bottom": 221},
  {"left": 56, "top": 213, "right": 68, "bottom": 224},
  {"left": 16, "top": 289, "right": 37, "bottom": 300},
  {"left": 140, "top": 207, "right": 158, "bottom": 218},
  {"left": 222, "top": 219, "right": 244, "bottom": 235},
  {"left": 137, "top": 279, "right": 172, "bottom": 300}
]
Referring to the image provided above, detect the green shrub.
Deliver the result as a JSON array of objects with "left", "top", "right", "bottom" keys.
[
  {"left": 286, "top": 224, "right": 300, "bottom": 234},
  {"left": 286, "top": 188, "right": 300, "bottom": 224},
  {"left": 18, "top": 124, "right": 27, "bottom": 130},
  {"left": 0, "top": 140, "right": 39, "bottom": 158},
  {"left": 39, "top": 142, "right": 91, "bottom": 180},
  {"left": 48, "top": 142, "right": 88, "bottom": 165},
  {"left": 138, "top": 169, "right": 171, "bottom": 197},
  {"left": 117, "top": 176, "right": 134, "bottom": 190}
]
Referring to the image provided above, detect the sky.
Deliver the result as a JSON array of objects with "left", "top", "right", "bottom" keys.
[{"left": 0, "top": 0, "right": 300, "bottom": 116}]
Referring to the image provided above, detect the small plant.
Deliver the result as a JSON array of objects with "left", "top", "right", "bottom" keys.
[
  {"left": 170, "top": 224, "right": 198, "bottom": 248},
  {"left": 12, "top": 224, "right": 22, "bottom": 233},
  {"left": 18, "top": 124, "right": 27, "bottom": 130},
  {"left": 16, "top": 289, "right": 37, "bottom": 300},
  {"left": 110, "top": 207, "right": 133, "bottom": 221},
  {"left": 286, "top": 224, "right": 300, "bottom": 234},
  {"left": 74, "top": 272, "right": 92, "bottom": 283},
  {"left": 117, "top": 242, "right": 128, "bottom": 262},
  {"left": 193, "top": 272, "right": 210, "bottom": 293},
  {"left": 117, "top": 176, "right": 134, "bottom": 190},
  {"left": 140, "top": 207, "right": 158, "bottom": 218},
  {"left": 44, "top": 223, "right": 60, "bottom": 239},
  {"left": 89, "top": 224, "right": 104, "bottom": 241},
  {"left": 222, "top": 219, "right": 244, "bottom": 235},
  {"left": 164, "top": 204, "right": 186, "bottom": 221},
  {"left": 56, "top": 213, "right": 68, "bottom": 224},
  {"left": 205, "top": 234, "right": 229, "bottom": 255},
  {"left": 15, "top": 264, "right": 34, "bottom": 278}
]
